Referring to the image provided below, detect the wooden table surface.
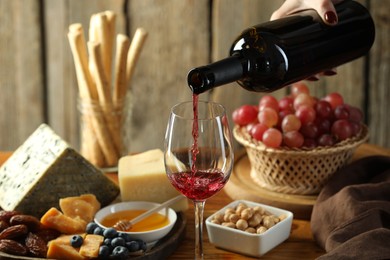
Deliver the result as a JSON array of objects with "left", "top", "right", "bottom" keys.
[
  {"left": 0, "top": 143, "right": 389, "bottom": 259},
  {"left": 167, "top": 143, "right": 390, "bottom": 259}
]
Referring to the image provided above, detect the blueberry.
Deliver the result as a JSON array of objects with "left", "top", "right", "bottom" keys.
[
  {"left": 98, "top": 245, "right": 111, "bottom": 258},
  {"left": 111, "top": 237, "right": 126, "bottom": 247},
  {"left": 103, "top": 227, "right": 118, "bottom": 238},
  {"left": 86, "top": 222, "right": 98, "bottom": 234},
  {"left": 135, "top": 239, "right": 147, "bottom": 251},
  {"left": 117, "top": 232, "right": 132, "bottom": 242},
  {"left": 93, "top": 226, "right": 104, "bottom": 235},
  {"left": 126, "top": 240, "right": 140, "bottom": 252},
  {"left": 103, "top": 238, "right": 112, "bottom": 247},
  {"left": 111, "top": 246, "right": 129, "bottom": 259},
  {"left": 70, "top": 235, "right": 83, "bottom": 247}
]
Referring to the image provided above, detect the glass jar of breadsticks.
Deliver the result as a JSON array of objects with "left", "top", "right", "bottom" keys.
[
  {"left": 68, "top": 10, "right": 147, "bottom": 170},
  {"left": 78, "top": 95, "right": 131, "bottom": 170}
]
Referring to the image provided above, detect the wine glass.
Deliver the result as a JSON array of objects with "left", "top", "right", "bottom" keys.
[{"left": 164, "top": 100, "right": 234, "bottom": 259}]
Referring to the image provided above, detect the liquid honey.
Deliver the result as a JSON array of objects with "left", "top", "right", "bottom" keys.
[{"left": 101, "top": 210, "right": 169, "bottom": 232}]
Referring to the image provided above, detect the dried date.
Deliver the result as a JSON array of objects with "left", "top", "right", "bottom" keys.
[
  {"left": 0, "top": 221, "right": 9, "bottom": 232},
  {"left": 10, "top": 214, "right": 41, "bottom": 231},
  {"left": 0, "top": 224, "right": 28, "bottom": 240},
  {"left": 0, "top": 239, "right": 28, "bottom": 256},
  {"left": 0, "top": 211, "right": 20, "bottom": 224},
  {"left": 25, "top": 232, "right": 47, "bottom": 258},
  {"left": 34, "top": 228, "right": 61, "bottom": 243}
]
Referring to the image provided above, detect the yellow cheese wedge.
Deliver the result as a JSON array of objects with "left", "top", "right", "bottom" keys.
[{"left": 118, "top": 149, "right": 188, "bottom": 212}]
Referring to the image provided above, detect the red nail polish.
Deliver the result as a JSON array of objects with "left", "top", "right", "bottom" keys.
[
  {"left": 325, "top": 11, "right": 338, "bottom": 24},
  {"left": 306, "top": 76, "right": 319, "bottom": 81},
  {"left": 323, "top": 70, "right": 337, "bottom": 76}
]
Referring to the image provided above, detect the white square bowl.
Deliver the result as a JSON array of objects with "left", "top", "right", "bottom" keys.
[{"left": 205, "top": 200, "right": 293, "bottom": 257}]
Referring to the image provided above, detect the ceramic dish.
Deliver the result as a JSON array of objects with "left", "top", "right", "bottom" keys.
[
  {"left": 205, "top": 200, "right": 293, "bottom": 257},
  {"left": 94, "top": 201, "right": 177, "bottom": 243}
]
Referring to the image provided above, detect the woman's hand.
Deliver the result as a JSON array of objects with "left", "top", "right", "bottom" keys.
[
  {"left": 271, "top": 0, "right": 344, "bottom": 25},
  {"left": 271, "top": 0, "right": 344, "bottom": 79}
]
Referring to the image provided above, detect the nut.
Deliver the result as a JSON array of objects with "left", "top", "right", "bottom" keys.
[
  {"left": 0, "top": 239, "right": 28, "bottom": 256},
  {"left": 25, "top": 232, "right": 47, "bottom": 258},
  {"left": 10, "top": 215, "right": 41, "bottom": 231},
  {"left": 0, "top": 224, "right": 28, "bottom": 240}
]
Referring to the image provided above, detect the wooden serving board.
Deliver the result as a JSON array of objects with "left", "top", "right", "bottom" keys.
[
  {"left": 224, "top": 150, "right": 317, "bottom": 220},
  {"left": 0, "top": 212, "right": 186, "bottom": 260}
]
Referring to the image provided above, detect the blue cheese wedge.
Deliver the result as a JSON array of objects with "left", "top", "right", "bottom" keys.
[{"left": 0, "top": 124, "right": 119, "bottom": 217}]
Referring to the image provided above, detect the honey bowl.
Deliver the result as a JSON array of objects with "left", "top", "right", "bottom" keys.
[{"left": 94, "top": 201, "right": 177, "bottom": 243}]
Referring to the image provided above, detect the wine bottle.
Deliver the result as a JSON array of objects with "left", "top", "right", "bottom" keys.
[{"left": 187, "top": 0, "right": 375, "bottom": 94}]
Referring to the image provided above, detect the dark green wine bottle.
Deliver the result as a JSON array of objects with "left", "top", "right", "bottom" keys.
[{"left": 188, "top": 0, "right": 375, "bottom": 94}]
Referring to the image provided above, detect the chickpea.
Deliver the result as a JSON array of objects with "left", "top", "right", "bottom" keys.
[
  {"left": 221, "top": 222, "right": 236, "bottom": 229},
  {"left": 279, "top": 214, "right": 287, "bottom": 221},
  {"left": 245, "top": 227, "right": 256, "bottom": 234},
  {"left": 212, "top": 213, "right": 224, "bottom": 223},
  {"left": 257, "top": 226, "right": 268, "bottom": 234},
  {"left": 248, "top": 213, "right": 262, "bottom": 227},
  {"left": 225, "top": 207, "right": 235, "bottom": 215},
  {"left": 240, "top": 208, "right": 254, "bottom": 220},
  {"left": 210, "top": 219, "right": 221, "bottom": 225},
  {"left": 263, "top": 216, "right": 276, "bottom": 229},
  {"left": 229, "top": 213, "right": 240, "bottom": 224},
  {"left": 236, "top": 219, "right": 248, "bottom": 231},
  {"left": 253, "top": 206, "right": 265, "bottom": 215},
  {"left": 223, "top": 213, "right": 232, "bottom": 222},
  {"left": 235, "top": 203, "right": 248, "bottom": 215}
]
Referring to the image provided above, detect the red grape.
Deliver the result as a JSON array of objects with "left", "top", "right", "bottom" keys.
[
  {"left": 295, "top": 106, "right": 316, "bottom": 125},
  {"left": 350, "top": 121, "right": 362, "bottom": 136},
  {"left": 300, "top": 122, "right": 319, "bottom": 139},
  {"left": 294, "top": 93, "right": 315, "bottom": 110},
  {"left": 232, "top": 105, "right": 258, "bottom": 126},
  {"left": 323, "top": 92, "right": 344, "bottom": 110},
  {"left": 314, "top": 118, "right": 331, "bottom": 136},
  {"left": 315, "top": 100, "right": 332, "bottom": 119},
  {"left": 281, "top": 114, "right": 301, "bottom": 133},
  {"left": 259, "top": 95, "right": 279, "bottom": 112},
  {"left": 303, "top": 138, "right": 317, "bottom": 149},
  {"left": 331, "top": 119, "right": 353, "bottom": 141},
  {"left": 334, "top": 104, "right": 350, "bottom": 120},
  {"left": 250, "top": 123, "right": 268, "bottom": 141},
  {"left": 291, "top": 82, "right": 310, "bottom": 97},
  {"left": 258, "top": 107, "right": 278, "bottom": 127},
  {"left": 278, "top": 96, "right": 294, "bottom": 111},
  {"left": 283, "top": 131, "right": 304, "bottom": 148},
  {"left": 262, "top": 128, "right": 283, "bottom": 148},
  {"left": 317, "top": 134, "right": 336, "bottom": 146},
  {"left": 348, "top": 106, "right": 363, "bottom": 123}
]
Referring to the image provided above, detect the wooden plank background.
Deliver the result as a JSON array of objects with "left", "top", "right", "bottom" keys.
[{"left": 0, "top": 0, "right": 389, "bottom": 155}]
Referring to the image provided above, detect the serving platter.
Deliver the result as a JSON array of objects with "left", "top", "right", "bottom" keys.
[
  {"left": 224, "top": 150, "right": 317, "bottom": 220},
  {"left": 0, "top": 211, "right": 186, "bottom": 260}
]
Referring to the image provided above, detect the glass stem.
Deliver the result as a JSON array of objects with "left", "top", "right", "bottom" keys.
[{"left": 194, "top": 200, "right": 206, "bottom": 259}]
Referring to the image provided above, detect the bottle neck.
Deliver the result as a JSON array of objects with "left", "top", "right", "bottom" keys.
[{"left": 187, "top": 56, "right": 245, "bottom": 94}]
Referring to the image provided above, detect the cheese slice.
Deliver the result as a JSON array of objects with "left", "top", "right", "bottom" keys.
[
  {"left": 118, "top": 149, "right": 188, "bottom": 212},
  {"left": 0, "top": 124, "right": 119, "bottom": 217}
]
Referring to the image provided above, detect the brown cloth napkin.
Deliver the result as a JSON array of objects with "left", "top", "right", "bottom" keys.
[{"left": 311, "top": 155, "right": 390, "bottom": 260}]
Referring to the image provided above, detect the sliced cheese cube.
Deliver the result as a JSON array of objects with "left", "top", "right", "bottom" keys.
[
  {"left": 0, "top": 124, "right": 119, "bottom": 217},
  {"left": 118, "top": 149, "right": 188, "bottom": 212}
]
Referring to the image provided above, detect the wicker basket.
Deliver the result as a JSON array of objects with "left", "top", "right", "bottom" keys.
[{"left": 233, "top": 125, "right": 369, "bottom": 195}]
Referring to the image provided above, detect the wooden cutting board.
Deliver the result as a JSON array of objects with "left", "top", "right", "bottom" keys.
[{"left": 224, "top": 150, "right": 317, "bottom": 220}]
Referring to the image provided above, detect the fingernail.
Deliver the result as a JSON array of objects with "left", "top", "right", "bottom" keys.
[
  {"left": 324, "top": 11, "right": 338, "bottom": 25},
  {"left": 306, "top": 76, "right": 319, "bottom": 81},
  {"left": 323, "top": 69, "right": 337, "bottom": 76}
]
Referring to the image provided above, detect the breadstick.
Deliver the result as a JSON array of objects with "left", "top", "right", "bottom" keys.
[
  {"left": 113, "top": 34, "right": 130, "bottom": 104},
  {"left": 88, "top": 41, "right": 122, "bottom": 155},
  {"left": 126, "top": 28, "right": 148, "bottom": 86},
  {"left": 68, "top": 25, "right": 119, "bottom": 166}
]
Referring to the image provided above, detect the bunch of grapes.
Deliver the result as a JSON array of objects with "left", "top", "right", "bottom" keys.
[{"left": 232, "top": 82, "right": 364, "bottom": 149}]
